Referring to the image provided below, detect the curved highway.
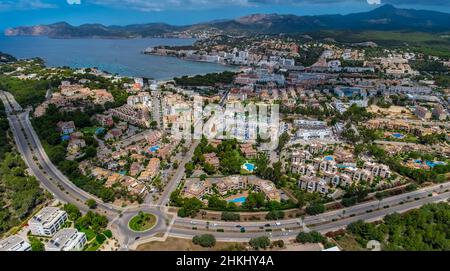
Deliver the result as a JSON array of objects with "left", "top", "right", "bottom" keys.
[{"left": 2, "top": 90, "right": 450, "bottom": 250}]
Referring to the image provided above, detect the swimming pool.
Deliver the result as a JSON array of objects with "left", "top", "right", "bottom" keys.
[
  {"left": 61, "top": 134, "right": 71, "bottom": 142},
  {"left": 414, "top": 160, "right": 446, "bottom": 168},
  {"left": 324, "top": 156, "right": 334, "bottom": 161},
  {"left": 95, "top": 128, "right": 105, "bottom": 135},
  {"left": 392, "top": 133, "right": 405, "bottom": 139},
  {"left": 426, "top": 161, "right": 446, "bottom": 168},
  {"left": 242, "top": 163, "right": 255, "bottom": 172},
  {"left": 227, "top": 197, "right": 247, "bottom": 204},
  {"left": 149, "top": 145, "right": 160, "bottom": 153}
]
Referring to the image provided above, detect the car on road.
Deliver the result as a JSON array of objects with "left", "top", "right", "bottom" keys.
[
  {"left": 240, "top": 227, "right": 246, "bottom": 233},
  {"left": 264, "top": 224, "right": 270, "bottom": 227},
  {"left": 190, "top": 221, "right": 197, "bottom": 225},
  {"left": 275, "top": 222, "right": 281, "bottom": 226},
  {"left": 235, "top": 225, "right": 242, "bottom": 228}
]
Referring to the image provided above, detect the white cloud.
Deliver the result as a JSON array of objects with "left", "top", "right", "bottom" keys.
[
  {"left": 90, "top": 0, "right": 254, "bottom": 12},
  {"left": 0, "top": 0, "right": 56, "bottom": 11},
  {"left": 1, "top": 0, "right": 445, "bottom": 13},
  {"left": 367, "top": 0, "right": 381, "bottom": 5}
]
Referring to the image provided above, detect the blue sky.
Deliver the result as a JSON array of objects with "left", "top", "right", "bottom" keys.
[{"left": 0, "top": 0, "right": 449, "bottom": 30}]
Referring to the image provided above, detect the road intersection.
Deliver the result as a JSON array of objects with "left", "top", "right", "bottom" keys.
[{"left": 1, "top": 90, "right": 449, "bottom": 250}]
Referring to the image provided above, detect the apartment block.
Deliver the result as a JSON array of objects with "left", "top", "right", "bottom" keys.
[
  {"left": 29, "top": 207, "right": 68, "bottom": 237},
  {"left": 45, "top": 228, "right": 87, "bottom": 252}
]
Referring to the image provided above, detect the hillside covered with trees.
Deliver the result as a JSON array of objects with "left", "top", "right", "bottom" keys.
[{"left": 347, "top": 203, "right": 450, "bottom": 251}]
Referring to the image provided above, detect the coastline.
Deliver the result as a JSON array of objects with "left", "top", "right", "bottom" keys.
[
  {"left": 142, "top": 51, "right": 241, "bottom": 70},
  {"left": 0, "top": 36, "right": 234, "bottom": 80}
]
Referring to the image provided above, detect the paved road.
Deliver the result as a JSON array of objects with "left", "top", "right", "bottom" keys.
[
  {"left": 157, "top": 139, "right": 199, "bottom": 207},
  {"left": 0, "top": 91, "right": 121, "bottom": 218},
  {"left": 169, "top": 182, "right": 450, "bottom": 233},
  {"left": 167, "top": 190, "right": 450, "bottom": 241},
  {"left": 3, "top": 89, "right": 450, "bottom": 249}
]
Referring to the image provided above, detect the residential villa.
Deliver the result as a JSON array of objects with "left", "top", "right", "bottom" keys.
[{"left": 182, "top": 176, "right": 281, "bottom": 202}]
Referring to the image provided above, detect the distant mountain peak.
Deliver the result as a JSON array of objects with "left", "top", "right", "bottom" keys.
[
  {"left": 236, "top": 13, "right": 281, "bottom": 24},
  {"left": 4, "top": 5, "right": 450, "bottom": 38}
]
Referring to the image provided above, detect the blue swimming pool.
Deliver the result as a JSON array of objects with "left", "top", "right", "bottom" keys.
[
  {"left": 95, "top": 128, "right": 105, "bottom": 135},
  {"left": 61, "top": 134, "right": 71, "bottom": 141},
  {"left": 243, "top": 163, "right": 255, "bottom": 172},
  {"left": 426, "top": 161, "right": 446, "bottom": 168},
  {"left": 227, "top": 197, "right": 247, "bottom": 204},
  {"left": 414, "top": 160, "right": 446, "bottom": 168},
  {"left": 325, "top": 156, "right": 334, "bottom": 161},
  {"left": 392, "top": 133, "right": 405, "bottom": 139},
  {"left": 149, "top": 145, "right": 160, "bottom": 153}
]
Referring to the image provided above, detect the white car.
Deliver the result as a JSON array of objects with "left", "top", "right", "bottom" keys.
[{"left": 275, "top": 222, "right": 281, "bottom": 226}]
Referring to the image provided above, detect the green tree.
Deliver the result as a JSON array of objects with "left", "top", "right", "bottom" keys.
[
  {"left": 29, "top": 237, "right": 45, "bottom": 251},
  {"left": 63, "top": 204, "right": 81, "bottom": 221},
  {"left": 265, "top": 210, "right": 284, "bottom": 220},
  {"left": 306, "top": 202, "right": 326, "bottom": 215},
  {"left": 244, "top": 192, "right": 266, "bottom": 209},
  {"left": 249, "top": 236, "right": 271, "bottom": 250},
  {"left": 192, "top": 234, "right": 216, "bottom": 247},
  {"left": 221, "top": 212, "right": 240, "bottom": 221},
  {"left": 296, "top": 231, "right": 326, "bottom": 244},
  {"left": 178, "top": 197, "right": 203, "bottom": 218},
  {"left": 208, "top": 196, "right": 227, "bottom": 209},
  {"left": 86, "top": 199, "right": 97, "bottom": 209}
]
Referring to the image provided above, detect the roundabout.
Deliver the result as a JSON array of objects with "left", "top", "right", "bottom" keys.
[{"left": 128, "top": 212, "right": 158, "bottom": 232}]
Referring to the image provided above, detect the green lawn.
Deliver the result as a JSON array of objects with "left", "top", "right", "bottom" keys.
[
  {"left": 81, "top": 127, "right": 98, "bottom": 136},
  {"left": 80, "top": 228, "right": 96, "bottom": 241},
  {"left": 128, "top": 212, "right": 157, "bottom": 232}
]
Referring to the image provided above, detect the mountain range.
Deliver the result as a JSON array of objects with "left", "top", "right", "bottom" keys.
[{"left": 4, "top": 5, "right": 450, "bottom": 39}]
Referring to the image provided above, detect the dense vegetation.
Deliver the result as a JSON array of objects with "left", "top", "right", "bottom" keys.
[
  {"left": 0, "top": 103, "right": 12, "bottom": 160},
  {"left": 367, "top": 144, "right": 448, "bottom": 184},
  {"left": 192, "top": 234, "right": 216, "bottom": 247},
  {"left": 435, "top": 75, "right": 450, "bottom": 88},
  {"left": 294, "top": 47, "right": 323, "bottom": 67},
  {"left": 185, "top": 137, "right": 245, "bottom": 177},
  {"left": 29, "top": 236, "right": 45, "bottom": 251},
  {"left": 174, "top": 71, "right": 236, "bottom": 87},
  {"left": 0, "top": 76, "right": 57, "bottom": 107},
  {"left": 249, "top": 236, "right": 271, "bottom": 250},
  {"left": 254, "top": 153, "right": 286, "bottom": 187},
  {"left": 32, "top": 104, "right": 116, "bottom": 202},
  {"left": 347, "top": 203, "right": 450, "bottom": 250},
  {"left": 221, "top": 212, "right": 240, "bottom": 221},
  {"left": 0, "top": 153, "right": 46, "bottom": 235},
  {"left": 410, "top": 60, "right": 448, "bottom": 73},
  {"left": 317, "top": 30, "right": 450, "bottom": 58},
  {"left": 0, "top": 102, "right": 47, "bottom": 235}
]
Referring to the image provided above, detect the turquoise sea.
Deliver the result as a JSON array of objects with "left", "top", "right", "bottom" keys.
[{"left": 0, "top": 36, "right": 234, "bottom": 80}]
